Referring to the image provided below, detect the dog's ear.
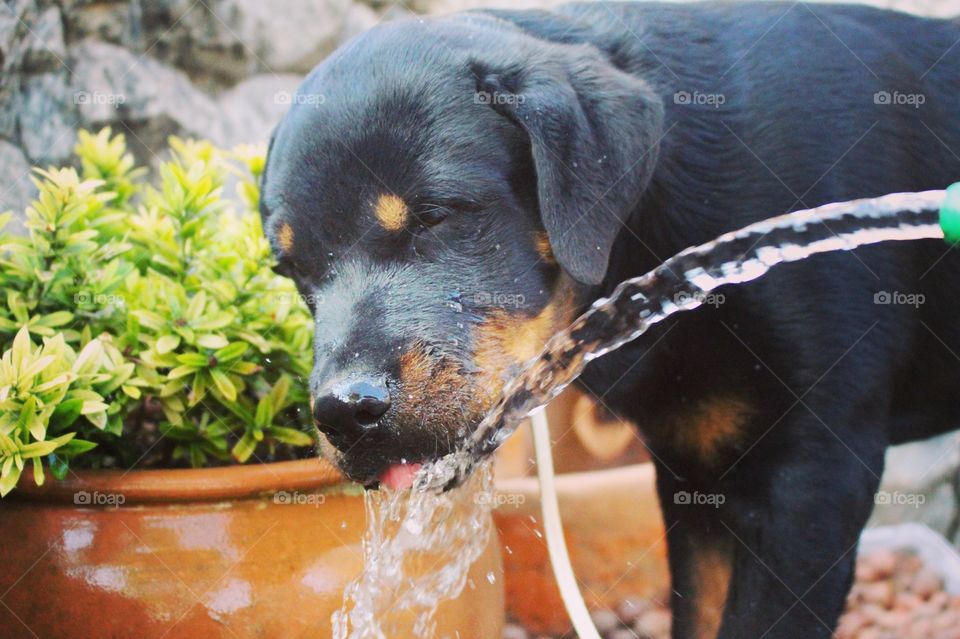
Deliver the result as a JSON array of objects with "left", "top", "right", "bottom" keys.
[{"left": 474, "top": 47, "right": 664, "bottom": 285}]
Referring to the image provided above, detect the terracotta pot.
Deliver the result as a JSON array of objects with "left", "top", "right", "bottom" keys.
[
  {"left": 493, "top": 388, "right": 652, "bottom": 479},
  {"left": 493, "top": 463, "right": 669, "bottom": 636},
  {"left": 0, "top": 459, "right": 504, "bottom": 639}
]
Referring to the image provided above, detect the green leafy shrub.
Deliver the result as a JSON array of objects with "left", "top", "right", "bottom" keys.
[{"left": 0, "top": 129, "right": 315, "bottom": 496}]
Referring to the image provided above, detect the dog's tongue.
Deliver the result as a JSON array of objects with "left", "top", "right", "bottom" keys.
[{"left": 379, "top": 463, "right": 422, "bottom": 490}]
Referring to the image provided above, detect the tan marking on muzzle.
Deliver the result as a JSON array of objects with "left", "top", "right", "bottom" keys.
[
  {"left": 394, "top": 277, "right": 577, "bottom": 432},
  {"left": 398, "top": 347, "right": 484, "bottom": 427},
  {"left": 374, "top": 194, "right": 409, "bottom": 231},
  {"left": 277, "top": 222, "right": 295, "bottom": 253},
  {"left": 473, "top": 280, "right": 578, "bottom": 399}
]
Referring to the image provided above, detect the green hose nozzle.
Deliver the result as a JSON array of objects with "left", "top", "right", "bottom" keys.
[{"left": 940, "top": 183, "right": 960, "bottom": 244}]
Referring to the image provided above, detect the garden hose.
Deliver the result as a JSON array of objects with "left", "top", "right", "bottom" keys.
[
  {"left": 530, "top": 182, "right": 960, "bottom": 639},
  {"left": 941, "top": 183, "right": 960, "bottom": 244},
  {"left": 532, "top": 408, "right": 602, "bottom": 639}
]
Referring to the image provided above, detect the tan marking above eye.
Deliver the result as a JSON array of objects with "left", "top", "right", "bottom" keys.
[
  {"left": 277, "top": 222, "right": 294, "bottom": 253},
  {"left": 374, "top": 194, "right": 409, "bottom": 231},
  {"left": 534, "top": 231, "right": 556, "bottom": 265}
]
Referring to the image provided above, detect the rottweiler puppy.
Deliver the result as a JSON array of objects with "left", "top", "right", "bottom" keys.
[{"left": 260, "top": 2, "right": 960, "bottom": 638}]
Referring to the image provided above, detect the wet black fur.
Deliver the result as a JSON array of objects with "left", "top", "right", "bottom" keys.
[{"left": 261, "top": 3, "right": 960, "bottom": 637}]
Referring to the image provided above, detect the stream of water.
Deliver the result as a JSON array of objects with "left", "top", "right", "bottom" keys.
[
  {"left": 332, "top": 461, "right": 495, "bottom": 639},
  {"left": 332, "top": 189, "right": 948, "bottom": 637}
]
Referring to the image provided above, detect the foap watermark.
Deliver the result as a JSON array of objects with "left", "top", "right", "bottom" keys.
[
  {"left": 277, "top": 292, "right": 325, "bottom": 308},
  {"left": 874, "top": 90, "right": 925, "bottom": 109},
  {"left": 674, "top": 490, "right": 725, "bottom": 508},
  {"left": 475, "top": 492, "right": 526, "bottom": 508},
  {"left": 273, "top": 490, "right": 326, "bottom": 507},
  {"left": 674, "top": 290, "right": 725, "bottom": 308},
  {"left": 74, "top": 490, "right": 125, "bottom": 507},
  {"left": 674, "top": 90, "right": 726, "bottom": 109},
  {"left": 473, "top": 290, "right": 525, "bottom": 309},
  {"left": 275, "top": 91, "right": 326, "bottom": 107},
  {"left": 874, "top": 291, "right": 925, "bottom": 308},
  {"left": 74, "top": 292, "right": 123, "bottom": 305},
  {"left": 73, "top": 90, "right": 126, "bottom": 107},
  {"left": 474, "top": 90, "right": 525, "bottom": 106},
  {"left": 875, "top": 490, "right": 926, "bottom": 509}
]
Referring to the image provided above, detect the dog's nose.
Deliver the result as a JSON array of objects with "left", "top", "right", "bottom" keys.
[{"left": 313, "top": 376, "right": 391, "bottom": 443}]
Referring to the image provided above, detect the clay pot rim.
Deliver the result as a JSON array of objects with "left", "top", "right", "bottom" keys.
[
  {"left": 10, "top": 458, "right": 346, "bottom": 505},
  {"left": 494, "top": 462, "right": 654, "bottom": 501}
]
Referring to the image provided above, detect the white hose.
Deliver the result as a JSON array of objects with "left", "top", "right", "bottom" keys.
[{"left": 531, "top": 407, "right": 602, "bottom": 639}]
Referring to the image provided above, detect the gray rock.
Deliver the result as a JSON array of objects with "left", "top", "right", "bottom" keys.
[
  {"left": 65, "top": 1, "right": 138, "bottom": 49},
  {"left": 133, "top": 0, "right": 256, "bottom": 89},
  {"left": 217, "top": 73, "right": 302, "bottom": 148},
  {"left": 868, "top": 431, "right": 960, "bottom": 542},
  {"left": 109, "top": 0, "right": 350, "bottom": 88},
  {"left": 70, "top": 40, "right": 224, "bottom": 162},
  {"left": 0, "top": 6, "right": 19, "bottom": 59},
  {"left": 422, "top": 0, "right": 571, "bottom": 15},
  {"left": 226, "top": 0, "right": 353, "bottom": 74},
  {"left": 20, "top": 6, "right": 66, "bottom": 72},
  {"left": 814, "top": 0, "right": 960, "bottom": 17},
  {"left": 0, "top": 0, "right": 40, "bottom": 72},
  {"left": 15, "top": 70, "right": 76, "bottom": 165},
  {"left": 0, "top": 140, "right": 36, "bottom": 230},
  {"left": 338, "top": 2, "right": 380, "bottom": 47},
  {"left": 0, "top": 69, "right": 21, "bottom": 141}
]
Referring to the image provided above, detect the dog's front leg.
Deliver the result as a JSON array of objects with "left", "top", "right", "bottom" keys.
[
  {"left": 656, "top": 419, "right": 885, "bottom": 639},
  {"left": 656, "top": 466, "right": 735, "bottom": 639}
]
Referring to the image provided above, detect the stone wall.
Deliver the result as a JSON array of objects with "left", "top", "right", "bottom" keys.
[{"left": 1, "top": 0, "right": 957, "bottom": 215}]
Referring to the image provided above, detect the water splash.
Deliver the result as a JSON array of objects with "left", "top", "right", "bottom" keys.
[
  {"left": 332, "top": 461, "right": 494, "bottom": 639},
  {"left": 436, "top": 190, "right": 947, "bottom": 486},
  {"left": 333, "top": 189, "right": 947, "bottom": 636}
]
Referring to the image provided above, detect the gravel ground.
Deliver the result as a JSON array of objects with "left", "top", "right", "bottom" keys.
[{"left": 504, "top": 548, "right": 960, "bottom": 639}]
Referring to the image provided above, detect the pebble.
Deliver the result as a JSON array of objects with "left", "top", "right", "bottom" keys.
[
  {"left": 590, "top": 609, "right": 623, "bottom": 634},
  {"left": 616, "top": 596, "right": 651, "bottom": 624},
  {"left": 911, "top": 567, "right": 943, "bottom": 599},
  {"left": 501, "top": 624, "right": 528, "bottom": 639},
  {"left": 634, "top": 608, "right": 671, "bottom": 638},
  {"left": 505, "top": 548, "right": 960, "bottom": 639}
]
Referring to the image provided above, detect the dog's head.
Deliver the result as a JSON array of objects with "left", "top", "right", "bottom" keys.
[{"left": 260, "top": 13, "right": 663, "bottom": 486}]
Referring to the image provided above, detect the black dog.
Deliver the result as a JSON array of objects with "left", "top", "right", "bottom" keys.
[{"left": 260, "top": 3, "right": 960, "bottom": 637}]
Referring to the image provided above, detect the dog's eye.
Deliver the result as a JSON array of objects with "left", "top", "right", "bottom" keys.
[{"left": 413, "top": 206, "right": 450, "bottom": 229}]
